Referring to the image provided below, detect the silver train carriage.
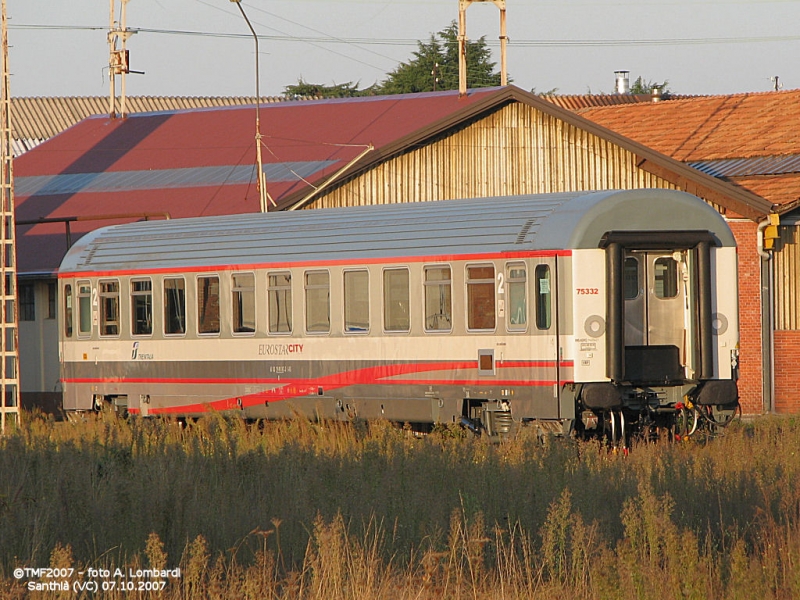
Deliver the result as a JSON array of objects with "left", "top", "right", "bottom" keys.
[{"left": 57, "top": 189, "right": 739, "bottom": 439}]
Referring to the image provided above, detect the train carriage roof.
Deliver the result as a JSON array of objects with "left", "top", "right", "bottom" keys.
[{"left": 59, "top": 189, "right": 736, "bottom": 274}]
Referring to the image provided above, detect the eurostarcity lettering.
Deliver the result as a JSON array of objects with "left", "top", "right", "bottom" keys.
[{"left": 258, "top": 343, "right": 304, "bottom": 356}]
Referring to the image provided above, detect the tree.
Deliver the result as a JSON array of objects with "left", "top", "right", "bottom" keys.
[
  {"left": 630, "top": 76, "right": 671, "bottom": 96},
  {"left": 378, "top": 22, "right": 505, "bottom": 94},
  {"left": 283, "top": 79, "right": 375, "bottom": 99},
  {"left": 282, "top": 22, "right": 507, "bottom": 98}
]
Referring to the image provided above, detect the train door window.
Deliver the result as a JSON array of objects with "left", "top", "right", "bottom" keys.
[
  {"left": 268, "top": 272, "right": 292, "bottom": 334},
  {"left": 305, "top": 270, "right": 330, "bottom": 333},
  {"left": 232, "top": 272, "right": 256, "bottom": 334},
  {"left": 624, "top": 257, "right": 640, "bottom": 299},
  {"left": 19, "top": 283, "right": 34, "bottom": 321},
  {"left": 344, "top": 270, "right": 369, "bottom": 333},
  {"left": 78, "top": 281, "right": 92, "bottom": 337},
  {"left": 424, "top": 266, "right": 452, "bottom": 332},
  {"left": 466, "top": 264, "right": 495, "bottom": 331},
  {"left": 99, "top": 280, "right": 120, "bottom": 336},
  {"left": 131, "top": 279, "right": 153, "bottom": 336},
  {"left": 383, "top": 268, "right": 409, "bottom": 332},
  {"left": 197, "top": 275, "right": 220, "bottom": 335},
  {"left": 534, "top": 265, "right": 552, "bottom": 330},
  {"left": 506, "top": 263, "right": 527, "bottom": 331},
  {"left": 164, "top": 277, "right": 186, "bottom": 335},
  {"left": 654, "top": 257, "right": 679, "bottom": 298},
  {"left": 64, "top": 284, "right": 73, "bottom": 338}
]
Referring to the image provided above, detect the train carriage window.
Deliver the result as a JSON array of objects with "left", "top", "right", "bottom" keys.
[
  {"left": 131, "top": 279, "right": 153, "bottom": 336},
  {"left": 64, "top": 284, "right": 73, "bottom": 338},
  {"left": 344, "top": 270, "right": 369, "bottom": 333},
  {"left": 654, "top": 257, "right": 679, "bottom": 299},
  {"left": 268, "top": 272, "right": 292, "bottom": 334},
  {"left": 624, "top": 257, "right": 640, "bottom": 300},
  {"left": 305, "top": 270, "right": 330, "bottom": 333},
  {"left": 197, "top": 275, "right": 220, "bottom": 335},
  {"left": 424, "top": 266, "right": 452, "bottom": 332},
  {"left": 164, "top": 278, "right": 186, "bottom": 335},
  {"left": 78, "top": 281, "right": 92, "bottom": 336},
  {"left": 383, "top": 268, "right": 409, "bottom": 332},
  {"left": 507, "top": 263, "right": 527, "bottom": 330},
  {"left": 99, "top": 280, "right": 120, "bottom": 336},
  {"left": 467, "top": 264, "right": 496, "bottom": 331},
  {"left": 535, "top": 265, "right": 552, "bottom": 330},
  {"left": 232, "top": 272, "right": 256, "bottom": 334}
]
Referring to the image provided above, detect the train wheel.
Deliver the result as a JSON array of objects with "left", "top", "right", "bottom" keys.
[{"left": 673, "top": 405, "right": 698, "bottom": 441}]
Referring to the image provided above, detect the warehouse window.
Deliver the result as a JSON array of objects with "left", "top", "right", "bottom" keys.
[
  {"left": 78, "top": 281, "right": 92, "bottom": 336},
  {"left": 63, "top": 284, "right": 73, "bottom": 338},
  {"left": 19, "top": 283, "right": 34, "bottom": 321},
  {"left": 268, "top": 272, "right": 292, "bottom": 334},
  {"left": 164, "top": 278, "right": 186, "bottom": 335},
  {"left": 305, "top": 270, "right": 330, "bottom": 333},
  {"left": 131, "top": 279, "right": 153, "bottom": 336},
  {"left": 467, "top": 264, "right": 495, "bottom": 331},
  {"left": 99, "top": 280, "right": 120, "bottom": 336},
  {"left": 507, "top": 263, "right": 527, "bottom": 330},
  {"left": 47, "top": 282, "right": 57, "bottom": 319},
  {"left": 232, "top": 272, "right": 256, "bottom": 334},
  {"left": 383, "top": 268, "right": 409, "bottom": 332},
  {"left": 535, "top": 265, "right": 551, "bottom": 330},
  {"left": 424, "top": 265, "right": 451, "bottom": 332},
  {"left": 344, "top": 270, "right": 369, "bottom": 333},
  {"left": 197, "top": 275, "right": 220, "bottom": 334}
]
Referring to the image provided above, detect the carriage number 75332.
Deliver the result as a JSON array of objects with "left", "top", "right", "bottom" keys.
[{"left": 576, "top": 288, "right": 599, "bottom": 295}]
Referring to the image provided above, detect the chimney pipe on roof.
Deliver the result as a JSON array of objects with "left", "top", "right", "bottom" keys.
[
  {"left": 614, "top": 70, "right": 630, "bottom": 94},
  {"left": 651, "top": 85, "right": 662, "bottom": 102}
]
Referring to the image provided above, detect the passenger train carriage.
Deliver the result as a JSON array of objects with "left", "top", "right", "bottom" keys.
[{"left": 58, "top": 189, "right": 739, "bottom": 439}]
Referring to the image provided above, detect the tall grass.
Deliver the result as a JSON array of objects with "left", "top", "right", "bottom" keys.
[{"left": 1, "top": 412, "right": 800, "bottom": 598}]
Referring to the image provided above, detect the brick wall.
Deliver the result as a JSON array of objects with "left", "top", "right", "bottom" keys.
[
  {"left": 774, "top": 331, "right": 800, "bottom": 413},
  {"left": 728, "top": 220, "right": 764, "bottom": 414}
]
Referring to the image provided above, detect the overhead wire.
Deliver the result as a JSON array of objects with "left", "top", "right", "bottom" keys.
[{"left": 11, "top": 23, "right": 800, "bottom": 48}]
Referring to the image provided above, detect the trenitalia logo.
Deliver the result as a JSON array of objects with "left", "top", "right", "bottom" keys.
[{"left": 131, "top": 342, "right": 154, "bottom": 360}]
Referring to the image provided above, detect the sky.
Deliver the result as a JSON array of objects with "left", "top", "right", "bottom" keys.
[{"left": 6, "top": 0, "right": 800, "bottom": 99}]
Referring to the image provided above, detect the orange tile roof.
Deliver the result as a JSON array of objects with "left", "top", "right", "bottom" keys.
[
  {"left": 578, "top": 89, "right": 800, "bottom": 162},
  {"left": 729, "top": 174, "right": 800, "bottom": 208}
]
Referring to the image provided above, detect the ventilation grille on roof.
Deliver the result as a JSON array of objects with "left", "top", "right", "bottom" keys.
[{"left": 515, "top": 218, "right": 537, "bottom": 244}]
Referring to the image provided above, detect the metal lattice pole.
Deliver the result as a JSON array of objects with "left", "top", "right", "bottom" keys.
[{"left": 0, "top": 0, "right": 20, "bottom": 433}]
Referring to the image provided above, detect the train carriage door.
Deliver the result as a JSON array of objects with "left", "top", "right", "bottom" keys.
[
  {"left": 531, "top": 259, "right": 560, "bottom": 417},
  {"left": 623, "top": 249, "right": 696, "bottom": 382}
]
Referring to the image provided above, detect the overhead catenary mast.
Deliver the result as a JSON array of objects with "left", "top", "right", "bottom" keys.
[
  {"left": 108, "top": 0, "right": 135, "bottom": 118},
  {"left": 0, "top": 0, "right": 20, "bottom": 433},
  {"left": 458, "top": 0, "right": 508, "bottom": 96}
]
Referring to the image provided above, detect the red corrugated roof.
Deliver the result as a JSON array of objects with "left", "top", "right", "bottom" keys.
[{"left": 15, "top": 88, "right": 500, "bottom": 274}]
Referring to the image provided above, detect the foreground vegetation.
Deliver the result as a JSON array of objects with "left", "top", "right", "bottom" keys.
[{"left": 0, "top": 411, "right": 799, "bottom": 598}]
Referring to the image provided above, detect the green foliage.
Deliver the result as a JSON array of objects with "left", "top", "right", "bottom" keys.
[
  {"left": 379, "top": 22, "right": 505, "bottom": 94},
  {"left": 283, "top": 79, "right": 376, "bottom": 99},
  {"left": 630, "top": 75, "right": 671, "bottom": 95},
  {"left": 283, "top": 21, "right": 506, "bottom": 98}
]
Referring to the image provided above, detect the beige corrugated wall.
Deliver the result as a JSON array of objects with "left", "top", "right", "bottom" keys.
[{"left": 308, "top": 103, "right": 677, "bottom": 210}]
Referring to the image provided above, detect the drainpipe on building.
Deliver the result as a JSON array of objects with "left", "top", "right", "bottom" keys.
[{"left": 757, "top": 214, "right": 779, "bottom": 413}]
